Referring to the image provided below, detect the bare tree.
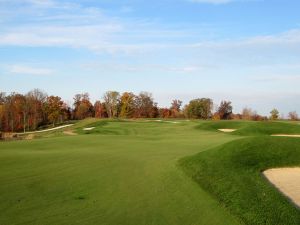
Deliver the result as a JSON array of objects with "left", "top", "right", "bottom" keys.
[
  {"left": 288, "top": 111, "right": 298, "bottom": 121},
  {"left": 103, "top": 91, "right": 120, "bottom": 118},
  {"left": 217, "top": 101, "right": 233, "bottom": 120}
]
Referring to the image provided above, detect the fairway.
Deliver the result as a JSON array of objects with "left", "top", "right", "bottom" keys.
[
  {"left": 0, "top": 120, "right": 240, "bottom": 225},
  {"left": 2, "top": 120, "right": 300, "bottom": 225}
]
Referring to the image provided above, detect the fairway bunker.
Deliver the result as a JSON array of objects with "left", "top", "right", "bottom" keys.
[
  {"left": 145, "top": 120, "right": 181, "bottom": 124},
  {"left": 218, "top": 129, "right": 237, "bottom": 133},
  {"left": 165, "top": 121, "right": 181, "bottom": 124},
  {"left": 83, "top": 127, "right": 95, "bottom": 131},
  {"left": 263, "top": 168, "right": 300, "bottom": 208}
]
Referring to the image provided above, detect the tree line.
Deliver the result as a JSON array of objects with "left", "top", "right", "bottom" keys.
[{"left": 0, "top": 89, "right": 298, "bottom": 132}]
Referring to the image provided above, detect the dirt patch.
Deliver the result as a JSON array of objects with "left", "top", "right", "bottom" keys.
[
  {"left": 218, "top": 129, "right": 237, "bottom": 133},
  {"left": 25, "top": 134, "right": 35, "bottom": 140},
  {"left": 83, "top": 127, "right": 95, "bottom": 131},
  {"left": 63, "top": 130, "right": 77, "bottom": 136},
  {"left": 263, "top": 168, "right": 300, "bottom": 208},
  {"left": 271, "top": 134, "right": 300, "bottom": 137},
  {"left": 0, "top": 132, "right": 21, "bottom": 141}
]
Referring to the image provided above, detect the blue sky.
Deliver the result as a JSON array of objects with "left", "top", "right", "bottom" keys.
[{"left": 0, "top": 0, "right": 300, "bottom": 115}]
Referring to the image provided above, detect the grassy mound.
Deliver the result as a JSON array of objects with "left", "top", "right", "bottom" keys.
[
  {"left": 180, "top": 136, "right": 300, "bottom": 225},
  {"left": 197, "top": 120, "right": 300, "bottom": 136}
]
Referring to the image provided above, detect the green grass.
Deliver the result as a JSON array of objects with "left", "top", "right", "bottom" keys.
[
  {"left": 198, "top": 120, "right": 300, "bottom": 136},
  {"left": 1, "top": 119, "right": 300, "bottom": 224},
  {"left": 0, "top": 120, "right": 241, "bottom": 225},
  {"left": 180, "top": 133, "right": 300, "bottom": 224}
]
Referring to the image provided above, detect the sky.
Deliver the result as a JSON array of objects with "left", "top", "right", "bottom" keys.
[{"left": 0, "top": 0, "right": 300, "bottom": 116}]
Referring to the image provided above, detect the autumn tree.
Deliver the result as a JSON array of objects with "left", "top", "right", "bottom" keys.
[
  {"left": 152, "top": 104, "right": 159, "bottom": 118},
  {"left": 170, "top": 99, "right": 182, "bottom": 118},
  {"left": 103, "top": 91, "right": 120, "bottom": 118},
  {"left": 288, "top": 111, "right": 298, "bottom": 121},
  {"left": 159, "top": 108, "right": 172, "bottom": 118},
  {"left": 270, "top": 108, "right": 279, "bottom": 120},
  {"left": 0, "top": 92, "right": 6, "bottom": 132},
  {"left": 26, "top": 89, "right": 47, "bottom": 129},
  {"left": 134, "top": 92, "right": 157, "bottom": 118},
  {"left": 185, "top": 98, "right": 213, "bottom": 119},
  {"left": 44, "top": 96, "right": 65, "bottom": 126},
  {"left": 19, "top": 94, "right": 29, "bottom": 133},
  {"left": 242, "top": 107, "right": 254, "bottom": 120},
  {"left": 73, "top": 93, "right": 94, "bottom": 119},
  {"left": 120, "top": 92, "right": 135, "bottom": 118},
  {"left": 0, "top": 92, "right": 5, "bottom": 104},
  {"left": 0, "top": 93, "right": 28, "bottom": 132},
  {"left": 94, "top": 101, "right": 107, "bottom": 118},
  {"left": 5, "top": 93, "right": 19, "bottom": 132},
  {"left": 217, "top": 101, "right": 233, "bottom": 120}
]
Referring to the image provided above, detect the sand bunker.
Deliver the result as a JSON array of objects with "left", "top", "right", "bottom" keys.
[
  {"left": 165, "top": 121, "right": 181, "bottom": 124},
  {"left": 218, "top": 129, "right": 237, "bottom": 133},
  {"left": 271, "top": 134, "right": 300, "bottom": 138},
  {"left": 63, "top": 130, "right": 77, "bottom": 136},
  {"left": 263, "top": 168, "right": 300, "bottom": 208},
  {"left": 83, "top": 127, "right": 95, "bottom": 131}
]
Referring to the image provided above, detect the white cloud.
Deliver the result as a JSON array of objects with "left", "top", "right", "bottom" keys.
[
  {"left": 81, "top": 63, "right": 204, "bottom": 73},
  {"left": 9, "top": 65, "right": 53, "bottom": 75},
  {"left": 25, "top": 0, "right": 55, "bottom": 7},
  {"left": 0, "top": 0, "right": 77, "bottom": 9},
  {"left": 0, "top": 0, "right": 299, "bottom": 63},
  {"left": 0, "top": 24, "right": 122, "bottom": 49},
  {"left": 1, "top": 23, "right": 300, "bottom": 56},
  {"left": 1, "top": 0, "right": 298, "bottom": 57},
  {"left": 189, "top": 29, "right": 300, "bottom": 49}
]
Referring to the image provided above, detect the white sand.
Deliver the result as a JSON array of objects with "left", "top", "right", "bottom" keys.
[
  {"left": 83, "top": 127, "right": 95, "bottom": 131},
  {"left": 263, "top": 168, "right": 300, "bottom": 208},
  {"left": 218, "top": 129, "right": 237, "bottom": 133},
  {"left": 271, "top": 134, "right": 300, "bottom": 137},
  {"left": 164, "top": 121, "right": 181, "bottom": 124},
  {"left": 144, "top": 120, "right": 188, "bottom": 123}
]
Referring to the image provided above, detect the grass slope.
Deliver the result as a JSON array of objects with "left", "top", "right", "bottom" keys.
[
  {"left": 0, "top": 120, "right": 240, "bottom": 225},
  {"left": 180, "top": 136, "right": 300, "bottom": 225},
  {"left": 197, "top": 120, "right": 300, "bottom": 136}
]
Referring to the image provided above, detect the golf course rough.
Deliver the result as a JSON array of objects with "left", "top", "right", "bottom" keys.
[
  {"left": 180, "top": 136, "right": 300, "bottom": 225},
  {"left": 1, "top": 119, "right": 300, "bottom": 225}
]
